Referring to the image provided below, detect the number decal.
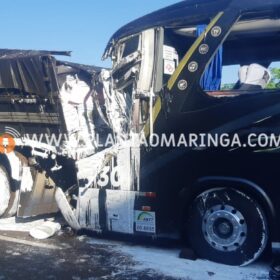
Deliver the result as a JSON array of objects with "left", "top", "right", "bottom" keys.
[
  {"left": 97, "top": 166, "right": 110, "bottom": 187},
  {"left": 97, "top": 166, "right": 120, "bottom": 188},
  {"left": 110, "top": 166, "right": 120, "bottom": 187}
]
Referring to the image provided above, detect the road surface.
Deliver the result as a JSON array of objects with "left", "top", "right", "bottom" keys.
[{"left": 0, "top": 218, "right": 272, "bottom": 280}]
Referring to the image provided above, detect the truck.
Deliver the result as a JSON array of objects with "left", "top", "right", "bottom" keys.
[{"left": 0, "top": 0, "right": 280, "bottom": 266}]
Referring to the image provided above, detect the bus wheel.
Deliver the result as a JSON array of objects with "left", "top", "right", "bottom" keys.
[
  {"left": 185, "top": 188, "right": 268, "bottom": 266},
  {"left": 0, "top": 165, "right": 11, "bottom": 217}
]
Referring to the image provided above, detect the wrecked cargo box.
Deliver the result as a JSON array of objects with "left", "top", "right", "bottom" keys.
[
  {"left": 0, "top": 49, "right": 103, "bottom": 219},
  {"left": 1, "top": 0, "right": 280, "bottom": 267}
]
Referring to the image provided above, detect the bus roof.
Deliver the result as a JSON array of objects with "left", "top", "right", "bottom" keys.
[{"left": 103, "top": 0, "right": 280, "bottom": 58}]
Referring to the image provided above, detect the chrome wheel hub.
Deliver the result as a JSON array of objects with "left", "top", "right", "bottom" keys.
[{"left": 202, "top": 205, "right": 247, "bottom": 252}]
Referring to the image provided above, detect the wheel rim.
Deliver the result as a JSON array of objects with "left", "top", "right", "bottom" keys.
[
  {"left": 0, "top": 167, "right": 10, "bottom": 217},
  {"left": 202, "top": 204, "right": 247, "bottom": 252}
]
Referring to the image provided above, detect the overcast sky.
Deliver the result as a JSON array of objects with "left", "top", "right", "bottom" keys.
[{"left": 2, "top": 0, "right": 178, "bottom": 67}]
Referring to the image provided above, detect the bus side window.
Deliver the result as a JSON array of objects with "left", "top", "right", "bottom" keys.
[{"left": 204, "top": 16, "right": 280, "bottom": 97}]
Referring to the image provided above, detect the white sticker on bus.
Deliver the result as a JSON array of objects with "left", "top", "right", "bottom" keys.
[{"left": 135, "top": 211, "right": 156, "bottom": 233}]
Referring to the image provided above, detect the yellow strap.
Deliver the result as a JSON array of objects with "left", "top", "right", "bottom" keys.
[
  {"left": 143, "top": 12, "right": 224, "bottom": 138},
  {"left": 167, "top": 12, "right": 224, "bottom": 90}
]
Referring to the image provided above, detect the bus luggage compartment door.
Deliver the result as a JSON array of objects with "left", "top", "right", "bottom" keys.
[
  {"left": 106, "top": 190, "right": 135, "bottom": 234},
  {"left": 77, "top": 188, "right": 136, "bottom": 234}
]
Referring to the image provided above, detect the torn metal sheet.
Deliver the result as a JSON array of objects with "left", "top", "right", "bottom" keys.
[
  {"left": 0, "top": 55, "right": 58, "bottom": 96},
  {"left": 0, "top": 49, "right": 71, "bottom": 59},
  {"left": 55, "top": 187, "right": 80, "bottom": 230},
  {"left": 60, "top": 74, "right": 96, "bottom": 151},
  {"left": 101, "top": 69, "right": 130, "bottom": 142},
  {"left": 76, "top": 146, "right": 115, "bottom": 189},
  {"left": 57, "top": 60, "right": 102, "bottom": 76}
]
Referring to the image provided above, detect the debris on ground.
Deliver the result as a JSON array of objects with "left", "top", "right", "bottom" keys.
[
  {"left": 0, "top": 217, "right": 62, "bottom": 240},
  {"left": 29, "top": 221, "right": 61, "bottom": 240},
  {"left": 0, "top": 217, "right": 47, "bottom": 232},
  {"left": 179, "top": 248, "right": 198, "bottom": 261}
]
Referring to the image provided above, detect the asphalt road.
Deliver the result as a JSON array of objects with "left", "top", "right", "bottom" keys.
[{"left": 0, "top": 225, "right": 273, "bottom": 280}]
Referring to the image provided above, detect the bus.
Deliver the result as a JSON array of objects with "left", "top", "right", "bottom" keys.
[{"left": 1, "top": 0, "right": 280, "bottom": 266}]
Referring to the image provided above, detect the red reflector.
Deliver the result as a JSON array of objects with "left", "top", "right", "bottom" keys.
[
  {"left": 145, "top": 192, "right": 156, "bottom": 198},
  {"left": 142, "top": 206, "right": 151, "bottom": 211}
]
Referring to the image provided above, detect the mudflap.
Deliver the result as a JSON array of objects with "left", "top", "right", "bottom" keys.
[{"left": 17, "top": 169, "right": 59, "bottom": 218}]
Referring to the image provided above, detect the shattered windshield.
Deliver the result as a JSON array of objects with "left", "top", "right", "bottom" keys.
[{"left": 112, "top": 35, "right": 141, "bottom": 92}]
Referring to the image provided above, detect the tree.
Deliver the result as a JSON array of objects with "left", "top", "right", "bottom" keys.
[{"left": 267, "top": 68, "right": 280, "bottom": 89}]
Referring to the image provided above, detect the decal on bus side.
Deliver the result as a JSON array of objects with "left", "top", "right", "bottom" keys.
[
  {"left": 135, "top": 211, "right": 156, "bottom": 233},
  {"left": 97, "top": 165, "right": 120, "bottom": 188}
]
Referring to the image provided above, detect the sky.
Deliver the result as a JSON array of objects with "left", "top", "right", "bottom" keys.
[
  {"left": 2, "top": 0, "right": 278, "bottom": 85},
  {"left": 1, "top": 0, "right": 178, "bottom": 67}
]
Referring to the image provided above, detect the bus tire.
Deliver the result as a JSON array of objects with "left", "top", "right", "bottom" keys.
[{"left": 185, "top": 187, "right": 269, "bottom": 266}]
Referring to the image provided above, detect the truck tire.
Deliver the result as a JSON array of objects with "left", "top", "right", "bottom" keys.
[
  {"left": 185, "top": 188, "right": 268, "bottom": 266},
  {"left": 0, "top": 165, "right": 11, "bottom": 217}
]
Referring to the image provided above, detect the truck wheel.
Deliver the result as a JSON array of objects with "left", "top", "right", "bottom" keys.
[
  {"left": 0, "top": 165, "right": 11, "bottom": 217},
  {"left": 185, "top": 188, "right": 268, "bottom": 266}
]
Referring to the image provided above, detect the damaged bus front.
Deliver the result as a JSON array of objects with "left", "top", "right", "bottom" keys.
[{"left": 1, "top": 0, "right": 280, "bottom": 267}]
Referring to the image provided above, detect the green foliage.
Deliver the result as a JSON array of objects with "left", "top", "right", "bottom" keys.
[
  {"left": 266, "top": 68, "right": 280, "bottom": 89},
  {"left": 221, "top": 83, "right": 235, "bottom": 90}
]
